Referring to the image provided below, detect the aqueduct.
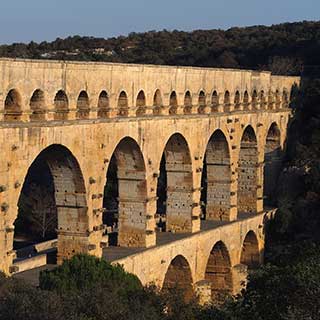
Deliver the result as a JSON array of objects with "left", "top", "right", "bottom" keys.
[{"left": 0, "top": 58, "right": 299, "bottom": 301}]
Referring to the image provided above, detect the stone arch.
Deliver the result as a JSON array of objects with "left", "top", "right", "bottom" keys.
[
  {"left": 76, "top": 90, "right": 90, "bottom": 119},
  {"left": 198, "top": 90, "right": 206, "bottom": 114},
  {"left": 153, "top": 89, "right": 162, "bottom": 115},
  {"left": 16, "top": 144, "right": 88, "bottom": 264},
  {"left": 238, "top": 126, "right": 258, "bottom": 213},
  {"left": 240, "top": 231, "right": 260, "bottom": 269},
  {"left": 268, "top": 90, "right": 274, "bottom": 110},
  {"left": 234, "top": 90, "right": 241, "bottom": 110},
  {"left": 243, "top": 90, "right": 249, "bottom": 110},
  {"left": 156, "top": 133, "right": 193, "bottom": 232},
  {"left": 205, "top": 241, "right": 233, "bottom": 302},
  {"left": 183, "top": 90, "right": 192, "bottom": 114},
  {"left": 54, "top": 90, "right": 69, "bottom": 120},
  {"left": 224, "top": 91, "right": 230, "bottom": 109},
  {"left": 118, "top": 91, "right": 129, "bottom": 117},
  {"left": 162, "top": 255, "right": 194, "bottom": 301},
  {"left": 136, "top": 90, "right": 147, "bottom": 116},
  {"left": 4, "top": 89, "right": 22, "bottom": 121},
  {"left": 252, "top": 89, "right": 258, "bottom": 109},
  {"left": 201, "top": 130, "right": 232, "bottom": 221},
  {"left": 275, "top": 89, "right": 281, "bottom": 108},
  {"left": 211, "top": 90, "right": 219, "bottom": 112},
  {"left": 169, "top": 91, "right": 178, "bottom": 115},
  {"left": 97, "top": 90, "right": 109, "bottom": 118},
  {"left": 104, "top": 137, "right": 148, "bottom": 247},
  {"left": 260, "top": 90, "right": 266, "bottom": 109},
  {"left": 30, "top": 89, "right": 46, "bottom": 121},
  {"left": 264, "top": 122, "right": 282, "bottom": 206}
]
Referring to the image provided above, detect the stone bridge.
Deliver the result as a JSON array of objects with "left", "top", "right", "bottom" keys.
[{"left": 0, "top": 58, "right": 299, "bottom": 300}]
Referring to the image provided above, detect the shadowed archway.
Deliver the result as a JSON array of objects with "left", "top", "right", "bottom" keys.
[
  {"left": 240, "top": 231, "right": 261, "bottom": 269},
  {"left": 30, "top": 89, "right": 46, "bottom": 121},
  {"left": 4, "top": 89, "right": 22, "bottom": 121}
]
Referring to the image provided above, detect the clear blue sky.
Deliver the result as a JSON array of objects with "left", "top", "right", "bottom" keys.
[{"left": 0, "top": 0, "right": 319, "bottom": 44}]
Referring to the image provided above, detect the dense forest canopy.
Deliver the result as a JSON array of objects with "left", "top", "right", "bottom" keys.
[{"left": 0, "top": 21, "right": 320, "bottom": 75}]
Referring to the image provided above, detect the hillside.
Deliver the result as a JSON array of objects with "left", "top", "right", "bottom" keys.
[{"left": 0, "top": 21, "right": 320, "bottom": 75}]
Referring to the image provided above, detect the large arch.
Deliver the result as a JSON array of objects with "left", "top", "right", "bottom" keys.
[
  {"left": 4, "top": 89, "right": 22, "bottom": 121},
  {"left": 103, "top": 137, "right": 148, "bottom": 247},
  {"left": 76, "top": 91, "right": 90, "bottom": 119},
  {"left": 30, "top": 89, "right": 46, "bottom": 121},
  {"left": 205, "top": 241, "right": 233, "bottom": 302},
  {"left": 162, "top": 255, "right": 194, "bottom": 301},
  {"left": 240, "top": 231, "right": 261, "bottom": 269},
  {"left": 54, "top": 90, "right": 69, "bottom": 120},
  {"left": 16, "top": 144, "right": 88, "bottom": 264},
  {"left": 264, "top": 123, "right": 282, "bottom": 206},
  {"left": 237, "top": 126, "right": 258, "bottom": 214},
  {"left": 156, "top": 133, "right": 193, "bottom": 233},
  {"left": 97, "top": 90, "right": 109, "bottom": 118},
  {"left": 201, "top": 130, "right": 232, "bottom": 221}
]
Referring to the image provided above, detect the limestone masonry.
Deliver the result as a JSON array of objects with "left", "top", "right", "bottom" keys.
[{"left": 0, "top": 58, "right": 299, "bottom": 300}]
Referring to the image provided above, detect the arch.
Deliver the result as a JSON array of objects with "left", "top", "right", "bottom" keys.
[
  {"left": 264, "top": 123, "right": 282, "bottom": 206},
  {"left": 201, "top": 130, "right": 232, "bottom": 221},
  {"left": 16, "top": 144, "right": 88, "bottom": 264},
  {"left": 76, "top": 91, "right": 90, "bottom": 119},
  {"left": 169, "top": 91, "right": 178, "bottom": 115},
  {"left": 252, "top": 90, "right": 258, "bottom": 109},
  {"left": 260, "top": 90, "right": 266, "bottom": 109},
  {"left": 275, "top": 90, "right": 281, "bottom": 109},
  {"left": 136, "top": 90, "right": 146, "bottom": 116},
  {"left": 243, "top": 90, "right": 249, "bottom": 110},
  {"left": 30, "top": 89, "right": 46, "bottom": 121},
  {"left": 240, "top": 231, "right": 260, "bottom": 269},
  {"left": 238, "top": 126, "right": 258, "bottom": 213},
  {"left": 224, "top": 91, "right": 230, "bottom": 107},
  {"left": 153, "top": 89, "right": 162, "bottom": 115},
  {"left": 198, "top": 90, "right": 206, "bottom": 114},
  {"left": 156, "top": 133, "right": 193, "bottom": 232},
  {"left": 117, "top": 91, "right": 129, "bottom": 117},
  {"left": 268, "top": 90, "right": 274, "bottom": 110},
  {"left": 211, "top": 91, "right": 219, "bottom": 112},
  {"left": 4, "top": 89, "right": 22, "bottom": 121},
  {"left": 54, "top": 90, "right": 69, "bottom": 120},
  {"left": 234, "top": 91, "right": 240, "bottom": 110},
  {"left": 97, "top": 90, "right": 109, "bottom": 118},
  {"left": 205, "top": 241, "right": 233, "bottom": 302},
  {"left": 162, "top": 255, "right": 194, "bottom": 301},
  {"left": 183, "top": 90, "right": 192, "bottom": 114},
  {"left": 103, "top": 137, "right": 148, "bottom": 247}
]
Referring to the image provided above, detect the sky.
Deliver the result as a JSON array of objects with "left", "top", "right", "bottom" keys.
[{"left": 0, "top": 0, "right": 319, "bottom": 44}]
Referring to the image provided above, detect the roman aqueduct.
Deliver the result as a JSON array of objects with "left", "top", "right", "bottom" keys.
[{"left": 0, "top": 58, "right": 299, "bottom": 301}]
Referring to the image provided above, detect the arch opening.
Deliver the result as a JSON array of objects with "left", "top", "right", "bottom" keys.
[
  {"left": 243, "top": 91, "right": 249, "bottom": 110},
  {"left": 76, "top": 91, "right": 90, "bottom": 119},
  {"left": 205, "top": 241, "right": 233, "bottom": 302},
  {"left": 15, "top": 145, "right": 88, "bottom": 264},
  {"left": 162, "top": 255, "right": 194, "bottom": 302},
  {"left": 275, "top": 90, "right": 281, "bottom": 109},
  {"left": 118, "top": 91, "right": 129, "bottom": 117},
  {"left": 211, "top": 91, "right": 219, "bottom": 112},
  {"left": 103, "top": 137, "right": 147, "bottom": 247},
  {"left": 201, "top": 130, "right": 232, "bottom": 221},
  {"left": 252, "top": 90, "right": 258, "bottom": 110},
  {"left": 260, "top": 90, "right": 266, "bottom": 109},
  {"left": 30, "top": 89, "right": 46, "bottom": 121},
  {"left": 153, "top": 89, "right": 162, "bottom": 115},
  {"left": 136, "top": 90, "right": 146, "bottom": 116},
  {"left": 4, "top": 89, "right": 22, "bottom": 121},
  {"left": 224, "top": 91, "right": 230, "bottom": 109},
  {"left": 238, "top": 126, "right": 258, "bottom": 214},
  {"left": 97, "top": 91, "right": 109, "bottom": 118},
  {"left": 264, "top": 123, "right": 282, "bottom": 206},
  {"left": 54, "top": 90, "right": 69, "bottom": 120},
  {"left": 169, "top": 91, "right": 178, "bottom": 115},
  {"left": 198, "top": 91, "right": 206, "bottom": 114},
  {"left": 156, "top": 133, "right": 193, "bottom": 233},
  {"left": 240, "top": 231, "right": 260, "bottom": 269},
  {"left": 234, "top": 91, "right": 241, "bottom": 110},
  {"left": 183, "top": 91, "right": 192, "bottom": 114},
  {"left": 268, "top": 90, "right": 274, "bottom": 110}
]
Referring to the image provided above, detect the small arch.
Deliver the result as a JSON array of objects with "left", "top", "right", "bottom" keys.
[
  {"left": 136, "top": 90, "right": 146, "bottom": 116},
  {"left": 240, "top": 231, "right": 260, "bottom": 269},
  {"left": 238, "top": 126, "right": 258, "bottom": 214},
  {"left": 30, "top": 89, "right": 46, "bottom": 121},
  {"left": 268, "top": 90, "right": 274, "bottom": 110},
  {"left": 97, "top": 91, "right": 109, "bottom": 118},
  {"left": 205, "top": 241, "right": 233, "bottom": 302},
  {"left": 4, "top": 89, "right": 22, "bottom": 121},
  {"left": 162, "top": 255, "right": 194, "bottom": 301},
  {"left": 224, "top": 91, "right": 230, "bottom": 106},
  {"left": 243, "top": 90, "right": 249, "bottom": 110},
  {"left": 234, "top": 91, "right": 240, "bottom": 110},
  {"left": 260, "top": 90, "right": 266, "bottom": 108},
  {"left": 198, "top": 90, "right": 206, "bottom": 114},
  {"left": 169, "top": 91, "right": 178, "bottom": 115},
  {"left": 275, "top": 90, "right": 281, "bottom": 108},
  {"left": 183, "top": 91, "right": 192, "bottom": 114},
  {"left": 76, "top": 91, "right": 90, "bottom": 119},
  {"left": 54, "top": 90, "right": 69, "bottom": 120},
  {"left": 153, "top": 89, "right": 162, "bottom": 115},
  {"left": 252, "top": 90, "right": 258, "bottom": 109},
  {"left": 118, "top": 91, "right": 128, "bottom": 117},
  {"left": 211, "top": 91, "right": 219, "bottom": 112},
  {"left": 264, "top": 123, "right": 282, "bottom": 206}
]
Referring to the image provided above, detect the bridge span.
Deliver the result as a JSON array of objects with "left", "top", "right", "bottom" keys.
[{"left": 0, "top": 58, "right": 299, "bottom": 300}]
